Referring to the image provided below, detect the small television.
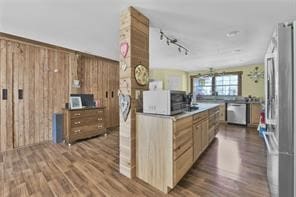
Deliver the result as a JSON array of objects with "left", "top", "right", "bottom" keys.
[{"left": 70, "top": 94, "right": 95, "bottom": 107}]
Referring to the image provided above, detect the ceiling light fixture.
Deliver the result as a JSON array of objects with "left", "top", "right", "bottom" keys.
[
  {"left": 197, "top": 68, "right": 224, "bottom": 78},
  {"left": 160, "top": 30, "right": 189, "bottom": 55},
  {"left": 232, "top": 49, "right": 241, "bottom": 53},
  {"left": 227, "top": 30, "right": 240, "bottom": 38}
]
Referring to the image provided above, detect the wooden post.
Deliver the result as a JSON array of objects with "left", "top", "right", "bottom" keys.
[{"left": 119, "top": 7, "right": 149, "bottom": 178}]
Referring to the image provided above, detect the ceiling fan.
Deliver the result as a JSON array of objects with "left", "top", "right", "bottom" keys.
[{"left": 197, "top": 68, "right": 225, "bottom": 78}]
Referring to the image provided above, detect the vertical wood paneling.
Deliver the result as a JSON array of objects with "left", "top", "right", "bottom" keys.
[
  {"left": 6, "top": 41, "right": 14, "bottom": 150},
  {"left": 0, "top": 40, "right": 7, "bottom": 151},
  {"left": 23, "top": 45, "right": 30, "bottom": 146},
  {"left": 43, "top": 48, "right": 49, "bottom": 141},
  {"left": 28, "top": 46, "right": 36, "bottom": 145},
  {"left": 0, "top": 36, "right": 118, "bottom": 152}
]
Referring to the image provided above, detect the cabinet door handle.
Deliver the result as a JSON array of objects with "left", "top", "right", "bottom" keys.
[
  {"left": 2, "top": 89, "right": 7, "bottom": 100},
  {"left": 98, "top": 118, "right": 103, "bottom": 121},
  {"left": 74, "top": 121, "right": 81, "bottom": 125},
  {"left": 74, "top": 130, "right": 81, "bottom": 133},
  {"left": 106, "top": 91, "right": 108, "bottom": 98},
  {"left": 74, "top": 113, "right": 81, "bottom": 116},
  {"left": 18, "top": 89, "right": 23, "bottom": 100},
  {"left": 112, "top": 91, "right": 114, "bottom": 98}
]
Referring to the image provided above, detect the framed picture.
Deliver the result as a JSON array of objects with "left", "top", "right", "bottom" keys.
[{"left": 70, "top": 96, "right": 82, "bottom": 109}]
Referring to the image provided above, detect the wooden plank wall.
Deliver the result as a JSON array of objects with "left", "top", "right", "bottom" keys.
[
  {"left": 79, "top": 56, "right": 119, "bottom": 129},
  {"left": 0, "top": 35, "right": 119, "bottom": 152},
  {"left": 119, "top": 7, "right": 149, "bottom": 178}
]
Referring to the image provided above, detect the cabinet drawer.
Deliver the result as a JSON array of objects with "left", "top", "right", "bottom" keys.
[
  {"left": 174, "top": 147, "right": 193, "bottom": 185},
  {"left": 70, "top": 109, "right": 103, "bottom": 119},
  {"left": 209, "top": 107, "right": 219, "bottom": 115},
  {"left": 71, "top": 123, "right": 104, "bottom": 135},
  {"left": 175, "top": 116, "right": 192, "bottom": 132},
  {"left": 193, "top": 111, "right": 208, "bottom": 123},
  {"left": 174, "top": 127, "right": 192, "bottom": 160},
  {"left": 71, "top": 116, "right": 104, "bottom": 128}
]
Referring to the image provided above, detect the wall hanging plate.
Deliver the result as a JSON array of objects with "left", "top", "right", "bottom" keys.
[
  {"left": 134, "top": 64, "right": 149, "bottom": 86},
  {"left": 119, "top": 94, "right": 131, "bottom": 121},
  {"left": 120, "top": 42, "right": 129, "bottom": 58}
]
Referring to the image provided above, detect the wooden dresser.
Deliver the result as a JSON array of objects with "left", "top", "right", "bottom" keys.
[{"left": 63, "top": 107, "right": 106, "bottom": 145}]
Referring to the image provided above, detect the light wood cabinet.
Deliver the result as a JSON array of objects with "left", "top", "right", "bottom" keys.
[
  {"left": 249, "top": 103, "right": 262, "bottom": 127},
  {"left": 219, "top": 103, "right": 226, "bottom": 123},
  {"left": 193, "top": 123, "right": 202, "bottom": 162},
  {"left": 63, "top": 107, "right": 106, "bottom": 144},
  {"left": 136, "top": 105, "right": 220, "bottom": 193},
  {"left": 202, "top": 119, "right": 209, "bottom": 150}
]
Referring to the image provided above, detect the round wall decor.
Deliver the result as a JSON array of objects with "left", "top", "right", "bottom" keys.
[{"left": 134, "top": 64, "right": 149, "bottom": 86}]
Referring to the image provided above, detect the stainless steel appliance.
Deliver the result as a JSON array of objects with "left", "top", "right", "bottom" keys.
[
  {"left": 143, "top": 90, "right": 186, "bottom": 115},
  {"left": 263, "top": 21, "right": 295, "bottom": 197},
  {"left": 226, "top": 103, "right": 247, "bottom": 125}
]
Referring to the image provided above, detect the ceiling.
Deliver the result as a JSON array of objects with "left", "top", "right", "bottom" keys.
[{"left": 0, "top": 0, "right": 295, "bottom": 71}]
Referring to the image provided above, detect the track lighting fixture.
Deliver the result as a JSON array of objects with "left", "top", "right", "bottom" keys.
[
  {"left": 159, "top": 30, "right": 189, "bottom": 55},
  {"left": 160, "top": 31, "right": 164, "bottom": 40}
]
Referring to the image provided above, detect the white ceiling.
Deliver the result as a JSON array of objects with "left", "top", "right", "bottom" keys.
[{"left": 0, "top": 0, "right": 295, "bottom": 71}]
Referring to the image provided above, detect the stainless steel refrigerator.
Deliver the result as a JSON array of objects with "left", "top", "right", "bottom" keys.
[{"left": 264, "top": 21, "right": 295, "bottom": 197}]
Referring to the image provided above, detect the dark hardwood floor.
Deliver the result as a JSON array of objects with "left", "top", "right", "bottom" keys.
[{"left": 0, "top": 124, "right": 270, "bottom": 197}]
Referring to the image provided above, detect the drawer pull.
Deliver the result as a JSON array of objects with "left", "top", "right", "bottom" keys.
[
  {"left": 74, "top": 113, "right": 81, "bottom": 116},
  {"left": 98, "top": 125, "right": 103, "bottom": 129},
  {"left": 74, "top": 130, "right": 81, "bottom": 133},
  {"left": 98, "top": 118, "right": 103, "bottom": 121},
  {"left": 74, "top": 121, "right": 81, "bottom": 125}
]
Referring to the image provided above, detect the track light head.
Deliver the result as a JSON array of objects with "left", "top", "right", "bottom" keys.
[
  {"left": 160, "top": 31, "right": 164, "bottom": 40},
  {"left": 166, "top": 39, "right": 170, "bottom": 45},
  {"left": 185, "top": 50, "right": 188, "bottom": 55},
  {"left": 178, "top": 47, "right": 181, "bottom": 52}
]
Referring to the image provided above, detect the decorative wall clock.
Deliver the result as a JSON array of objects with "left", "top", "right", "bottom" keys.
[{"left": 134, "top": 64, "right": 149, "bottom": 86}]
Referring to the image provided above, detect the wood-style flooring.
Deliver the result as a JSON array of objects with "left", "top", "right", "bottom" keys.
[{"left": 0, "top": 124, "right": 270, "bottom": 197}]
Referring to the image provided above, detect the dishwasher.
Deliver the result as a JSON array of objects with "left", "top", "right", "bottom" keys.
[{"left": 227, "top": 103, "right": 247, "bottom": 125}]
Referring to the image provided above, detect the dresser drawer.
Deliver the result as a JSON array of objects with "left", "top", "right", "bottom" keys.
[
  {"left": 71, "top": 123, "right": 104, "bottom": 135},
  {"left": 70, "top": 109, "right": 103, "bottom": 119},
  {"left": 193, "top": 111, "right": 208, "bottom": 123},
  {"left": 173, "top": 147, "right": 193, "bottom": 185},
  {"left": 174, "top": 127, "right": 192, "bottom": 160},
  {"left": 71, "top": 116, "right": 104, "bottom": 128}
]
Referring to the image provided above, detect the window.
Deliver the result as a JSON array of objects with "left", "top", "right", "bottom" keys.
[
  {"left": 192, "top": 77, "right": 213, "bottom": 96},
  {"left": 215, "top": 74, "right": 239, "bottom": 96},
  {"left": 191, "top": 72, "right": 242, "bottom": 97}
]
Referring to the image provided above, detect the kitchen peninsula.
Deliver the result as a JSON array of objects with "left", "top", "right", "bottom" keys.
[{"left": 136, "top": 103, "right": 220, "bottom": 193}]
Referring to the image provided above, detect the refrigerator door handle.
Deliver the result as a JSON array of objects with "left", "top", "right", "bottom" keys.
[{"left": 262, "top": 132, "right": 278, "bottom": 155}]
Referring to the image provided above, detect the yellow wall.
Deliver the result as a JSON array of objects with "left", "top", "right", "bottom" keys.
[
  {"left": 150, "top": 64, "right": 265, "bottom": 98},
  {"left": 149, "top": 69, "right": 188, "bottom": 91},
  {"left": 188, "top": 64, "right": 265, "bottom": 98}
]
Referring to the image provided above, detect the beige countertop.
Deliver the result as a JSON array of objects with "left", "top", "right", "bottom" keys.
[{"left": 137, "top": 103, "right": 220, "bottom": 121}]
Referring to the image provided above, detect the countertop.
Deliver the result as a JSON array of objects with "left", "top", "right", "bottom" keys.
[
  {"left": 137, "top": 103, "right": 220, "bottom": 121},
  {"left": 196, "top": 99, "right": 263, "bottom": 104},
  {"left": 63, "top": 106, "right": 105, "bottom": 111}
]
